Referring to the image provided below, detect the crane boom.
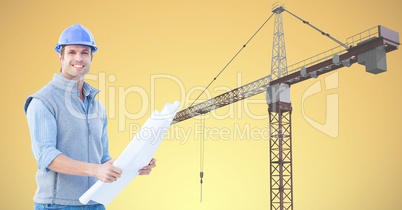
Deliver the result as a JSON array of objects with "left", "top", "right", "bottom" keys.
[
  {"left": 172, "top": 73, "right": 270, "bottom": 124},
  {"left": 172, "top": 25, "right": 399, "bottom": 124}
]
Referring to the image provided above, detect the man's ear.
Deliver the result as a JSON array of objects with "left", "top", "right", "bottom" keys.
[
  {"left": 91, "top": 53, "right": 94, "bottom": 61},
  {"left": 58, "top": 53, "right": 63, "bottom": 63}
]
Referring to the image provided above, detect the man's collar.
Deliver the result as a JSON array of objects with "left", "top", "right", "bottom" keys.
[{"left": 50, "top": 74, "right": 100, "bottom": 98}]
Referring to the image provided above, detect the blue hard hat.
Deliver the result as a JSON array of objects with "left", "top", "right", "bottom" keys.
[{"left": 55, "top": 24, "right": 98, "bottom": 53}]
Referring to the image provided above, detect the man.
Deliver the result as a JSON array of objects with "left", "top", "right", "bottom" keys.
[{"left": 24, "top": 24, "right": 156, "bottom": 210}]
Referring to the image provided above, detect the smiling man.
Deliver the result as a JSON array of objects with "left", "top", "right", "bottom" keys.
[{"left": 24, "top": 24, "right": 156, "bottom": 210}]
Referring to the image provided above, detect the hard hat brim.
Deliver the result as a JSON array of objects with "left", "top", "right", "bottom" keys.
[{"left": 55, "top": 43, "right": 98, "bottom": 53}]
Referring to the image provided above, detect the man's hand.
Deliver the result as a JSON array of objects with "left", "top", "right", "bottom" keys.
[
  {"left": 139, "top": 158, "right": 156, "bottom": 175},
  {"left": 94, "top": 160, "right": 122, "bottom": 183}
]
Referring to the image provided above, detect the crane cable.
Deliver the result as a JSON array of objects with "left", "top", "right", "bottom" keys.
[
  {"left": 284, "top": 9, "right": 349, "bottom": 49},
  {"left": 191, "top": 12, "right": 275, "bottom": 203},
  {"left": 188, "top": 13, "right": 275, "bottom": 109},
  {"left": 199, "top": 113, "right": 206, "bottom": 202}
]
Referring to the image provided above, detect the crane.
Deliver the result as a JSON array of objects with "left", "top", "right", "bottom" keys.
[{"left": 170, "top": 3, "right": 400, "bottom": 210}]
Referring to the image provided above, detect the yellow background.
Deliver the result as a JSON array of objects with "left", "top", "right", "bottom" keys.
[{"left": 1, "top": 0, "right": 401, "bottom": 209}]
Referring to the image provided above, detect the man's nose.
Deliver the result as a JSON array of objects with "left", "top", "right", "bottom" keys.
[{"left": 74, "top": 53, "right": 84, "bottom": 61}]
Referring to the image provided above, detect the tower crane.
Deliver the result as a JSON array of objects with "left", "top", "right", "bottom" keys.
[{"left": 170, "top": 3, "right": 400, "bottom": 210}]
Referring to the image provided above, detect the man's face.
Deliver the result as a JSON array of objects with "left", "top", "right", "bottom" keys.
[{"left": 59, "top": 45, "right": 92, "bottom": 80}]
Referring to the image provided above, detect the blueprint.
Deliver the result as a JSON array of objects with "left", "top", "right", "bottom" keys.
[{"left": 79, "top": 101, "right": 181, "bottom": 205}]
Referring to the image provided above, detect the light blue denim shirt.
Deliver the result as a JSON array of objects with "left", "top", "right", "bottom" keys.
[{"left": 25, "top": 74, "right": 111, "bottom": 205}]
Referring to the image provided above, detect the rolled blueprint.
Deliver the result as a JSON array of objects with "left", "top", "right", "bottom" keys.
[{"left": 79, "top": 101, "right": 181, "bottom": 205}]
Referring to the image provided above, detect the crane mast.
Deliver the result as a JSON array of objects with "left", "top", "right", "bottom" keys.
[
  {"left": 170, "top": 4, "right": 400, "bottom": 209},
  {"left": 267, "top": 3, "right": 293, "bottom": 210}
]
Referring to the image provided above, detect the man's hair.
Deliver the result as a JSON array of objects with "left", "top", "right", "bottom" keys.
[{"left": 60, "top": 45, "right": 66, "bottom": 57}]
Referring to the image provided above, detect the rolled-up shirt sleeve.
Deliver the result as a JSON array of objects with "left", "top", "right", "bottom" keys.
[{"left": 26, "top": 98, "right": 62, "bottom": 172}]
